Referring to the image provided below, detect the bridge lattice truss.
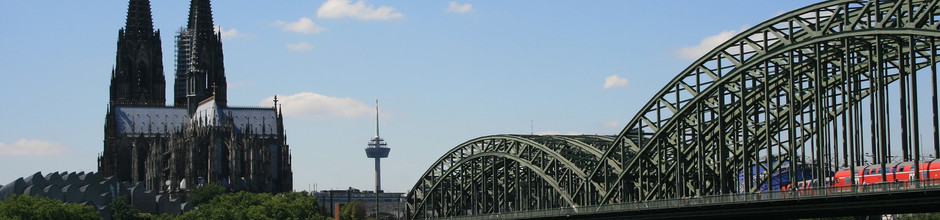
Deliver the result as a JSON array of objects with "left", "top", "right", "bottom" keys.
[{"left": 407, "top": 0, "right": 940, "bottom": 218}]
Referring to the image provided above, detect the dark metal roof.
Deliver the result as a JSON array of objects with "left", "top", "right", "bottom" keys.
[
  {"left": 114, "top": 106, "right": 188, "bottom": 134},
  {"left": 115, "top": 101, "right": 278, "bottom": 135}
]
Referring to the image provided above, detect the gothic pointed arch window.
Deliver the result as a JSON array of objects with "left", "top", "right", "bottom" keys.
[
  {"left": 137, "top": 61, "right": 148, "bottom": 87},
  {"left": 188, "top": 70, "right": 196, "bottom": 96}
]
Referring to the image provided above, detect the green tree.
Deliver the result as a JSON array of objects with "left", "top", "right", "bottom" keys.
[
  {"left": 186, "top": 183, "right": 227, "bottom": 206},
  {"left": 0, "top": 194, "right": 101, "bottom": 220},
  {"left": 178, "top": 192, "right": 264, "bottom": 219},
  {"left": 110, "top": 195, "right": 143, "bottom": 220},
  {"left": 339, "top": 201, "right": 367, "bottom": 220},
  {"left": 178, "top": 191, "right": 327, "bottom": 220},
  {"left": 148, "top": 213, "right": 177, "bottom": 220},
  {"left": 898, "top": 212, "right": 940, "bottom": 220},
  {"left": 258, "top": 191, "right": 322, "bottom": 219}
]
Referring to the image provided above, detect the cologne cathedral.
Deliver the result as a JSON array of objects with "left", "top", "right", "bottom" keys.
[{"left": 99, "top": 0, "right": 293, "bottom": 193}]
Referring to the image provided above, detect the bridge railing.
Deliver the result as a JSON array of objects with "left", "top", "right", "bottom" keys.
[{"left": 436, "top": 179, "right": 940, "bottom": 219}]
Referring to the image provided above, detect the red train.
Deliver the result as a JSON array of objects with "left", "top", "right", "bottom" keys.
[
  {"left": 831, "top": 159, "right": 940, "bottom": 186},
  {"left": 780, "top": 159, "right": 940, "bottom": 190},
  {"left": 783, "top": 159, "right": 940, "bottom": 190}
]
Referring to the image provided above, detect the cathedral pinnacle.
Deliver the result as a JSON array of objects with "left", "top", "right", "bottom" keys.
[
  {"left": 187, "top": 0, "right": 215, "bottom": 37},
  {"left": 124, "top": 0, "right": 155, "bottom": 39}
]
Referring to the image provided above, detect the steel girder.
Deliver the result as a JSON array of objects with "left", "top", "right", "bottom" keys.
[
  {"left": 588, "top": 0, "right": 940, "bottom": 205},
  {"left": 405, "top": 135, "right": 626, "bottom": 219}
]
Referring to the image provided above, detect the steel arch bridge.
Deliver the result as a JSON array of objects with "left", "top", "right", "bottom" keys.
[{"left": 407, "top": 0, "right": 940, "bottom": 218}]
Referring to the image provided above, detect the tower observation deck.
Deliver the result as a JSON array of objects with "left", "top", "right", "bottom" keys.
[{"left": 366, "top": 100, "right": 390, "bottom": 176}]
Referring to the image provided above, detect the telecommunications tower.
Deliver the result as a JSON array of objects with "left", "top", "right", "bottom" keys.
[{"left": 365, "top": 100, "right": 390, "bottom": 216}]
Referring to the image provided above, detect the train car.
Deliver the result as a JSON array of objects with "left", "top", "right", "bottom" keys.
[
  {"left": 738, "top": 161, "right": 818, "bottom": 192},
  {"left": 831, "top": 159, "right": 940, "bottom": 187}
]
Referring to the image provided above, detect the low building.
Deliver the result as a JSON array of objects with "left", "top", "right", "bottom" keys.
[
  {"left": 314, "top": 188, "right": 405, "bottom": 219},
  {"left": 0, "top": 171, "right": 193, "bottom": 220}
]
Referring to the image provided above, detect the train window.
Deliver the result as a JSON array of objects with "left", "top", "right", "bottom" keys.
[
  {"left": 863, "top": 169, "right": 869, "bottom": 175},
  {"left": 900, "top": 167, "right": 905, "bottom": 172},
  {"left": 844, "top": 178, "right": 849, "bottom": 183},
  {"left": 873, "top": 169, "right": 880, "bottom": 174},
  {"left": 891, "top": 168, "right": 897, "bottom": 173}
]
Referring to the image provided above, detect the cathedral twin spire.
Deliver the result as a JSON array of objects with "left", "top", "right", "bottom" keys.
[
  {"left": 109, "top": 0, "right": 164, "bottom": 106},
  {"left": 176, "top": 0, "right": 227, "bottom": 109},
  {"left": 111, "top": 0, "right": 226, "bottom": 109}
]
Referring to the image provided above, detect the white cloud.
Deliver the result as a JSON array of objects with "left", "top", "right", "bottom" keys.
[
  {"left": 260, "top": 92, "right": 372, "bottom": 118},
  {"left": 214, "top": 26, "right": 241, "bottom": 41},
  {"left": 447, "top": 1, "right": 472, "bottom": 14},
  {"left": 274, "top": 17, "right": 326, "bottom": 34},
  {"left": 674, "top": 26, "right": 748, "bottom": 60},
  {"left": 286, "top": 42, "right": 314, "bottom": 51},
  {"left": 603, "top": 75, "right": 629, "bottom": 89},
  {"left": 317, "top": 0, "right": 404, "bottom": 20},
  {"left": 0, "top": 139, "right": 69, "bottom": 156}
]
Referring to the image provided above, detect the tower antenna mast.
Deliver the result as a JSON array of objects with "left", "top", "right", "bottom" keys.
[{"left": 375, "top": 99, "right": 379, "bottom": 137}]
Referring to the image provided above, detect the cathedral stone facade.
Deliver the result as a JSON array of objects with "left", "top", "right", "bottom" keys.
[{"left": 99, "top": 0, "right": 293, "bottom": 193}]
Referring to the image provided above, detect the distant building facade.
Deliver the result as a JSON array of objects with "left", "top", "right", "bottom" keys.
[
  {"left": 315, "top": 188, "right": 406, "bottom": 219},
  {"left": 98, "top": 0, "right": 292, "bottom": 193}
]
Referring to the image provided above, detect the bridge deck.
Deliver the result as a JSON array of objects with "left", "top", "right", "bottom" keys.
[{"left": 444, "top": 180, "right": 940, "bottom": 219}]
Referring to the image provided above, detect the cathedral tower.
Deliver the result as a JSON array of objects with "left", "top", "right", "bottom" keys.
[
  {"left": 109, "top": 0, "right": 165, "bottom": 106},
  {"left": 102, "top": 0, "right": 164, "bottom": 182},
  {"left": 174, "top": 0, "right": 227, "bottom": 109}
]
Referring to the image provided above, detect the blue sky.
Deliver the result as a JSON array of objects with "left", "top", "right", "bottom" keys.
[{"left": 0, "top": 0, "right": 819, "bottom": 192}]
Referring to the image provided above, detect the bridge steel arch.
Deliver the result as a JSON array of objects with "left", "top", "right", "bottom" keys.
[
  {"left": 405, "top": 135, "right": 627, "bottom": 219},
  {"left": 407, "top": 0, "right": 940, "bottom": 218},
  {"left": 585, "top": 0, "right": 940, "bottom": 205},
  {"left": 587, "top": 0, "right": 940, "bottom": 205}
]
